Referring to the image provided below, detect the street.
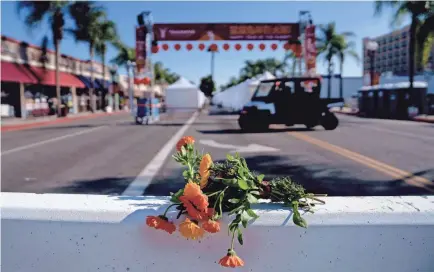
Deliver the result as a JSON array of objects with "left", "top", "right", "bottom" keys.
[{"left": 2, "top": 111, "right": 433, "bottom": 196}]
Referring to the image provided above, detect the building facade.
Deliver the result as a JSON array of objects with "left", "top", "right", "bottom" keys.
[
  {"left": 1, "top": 35, "right": 121, "bottom": 118},
  {"left": 362, "top": 25, "right": 434, "bottom": 77}
]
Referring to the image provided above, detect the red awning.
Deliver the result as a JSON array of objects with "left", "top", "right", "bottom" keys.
[
  {"left": 30, "top": 66, "right": 85, "bottom": 88},
  {"left": 1, "top": 61, "right": 38, "bottom": 84}
]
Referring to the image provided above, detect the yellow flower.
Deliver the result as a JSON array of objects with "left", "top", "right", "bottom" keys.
[
  {"left": 179, "top": 218, "right": 205, "bottom": 240},
  {"left": 199, "top": 154, "right": 213, "bottom": 188}
]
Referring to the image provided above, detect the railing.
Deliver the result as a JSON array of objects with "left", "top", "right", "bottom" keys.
[{"left": 2, "top": 193, "right": 434, "bottom": 272}]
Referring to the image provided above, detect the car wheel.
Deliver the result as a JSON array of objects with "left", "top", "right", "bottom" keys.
[{"left": 321, "top": 112, "right": 339, "bottom": 130}]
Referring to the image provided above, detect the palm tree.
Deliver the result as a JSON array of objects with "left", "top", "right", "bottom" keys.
[
  {"left": 111, "top": 43, "right": 135, "bottom": 101},
  {"left": 69, "top": 1, "right": 106, "bottom": 112},
  {"left": 317, "top": 22, "right": 341, "bottom": 98},
  {"left": 239, "top": 59, "right": 285, "bottom": 80},
  {"left": 153, "top": 61, "right": 179, "bottom": 85},
  {"left": 335, "top": 36, "right": 360, "bottom": 99},
  {"left": 375, "top": 1, "right": 434, "bottom": 92},
  {"left": 317, "top": 22, "right": 357, "bottom": 98},
  {"left": 283, "top": 51, "right": 297, "bottom": 77},
  {"left": 18, "top": 1, "right": 69, "bottom": 117},
  {"left": 95, "top": 20, "right": 118, "bottom": 109}
]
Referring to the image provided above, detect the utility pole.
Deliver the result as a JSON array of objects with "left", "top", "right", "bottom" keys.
[
  {"left": 208, "top": 46, "right": 217, "bottom": 82},
  {"left": 137, "top": 11, "right": 155, "bottom": 122}
]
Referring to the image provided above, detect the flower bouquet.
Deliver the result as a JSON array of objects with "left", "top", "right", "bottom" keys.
[{"left": 146, "top": 136, "right": 325, "bottom": 268}]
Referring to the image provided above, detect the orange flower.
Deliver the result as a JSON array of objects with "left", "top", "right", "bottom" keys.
[
  {"left": 146, "top": 215, "right": 176, "bottom": 234},
  {"left": 179, "top": 218, "right": 205, "bottom": 240},
  {"left": 176, "top": 136, "right": 195, "bottom": 152},
  {"left": 183, "top": 181, "right": 202, "bottom": 199},
  {"left": 202, "top": 219, "right": 220, "bottom": 233},
  {"left": 199, "top": 154, "right": 213, "bottom": 188},
  {"left": 146, "top": 216, "right": 160, "bottom": 228},
  {"left": 179, "top": 194, "right": 209, "bottom": 220},
  {"left": 218, "top": 250, "right": 245, "bottom": 268}
]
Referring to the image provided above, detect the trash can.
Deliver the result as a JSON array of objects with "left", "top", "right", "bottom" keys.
[{"left": 136, "top": 98, "right": 149, "bottom": 124}]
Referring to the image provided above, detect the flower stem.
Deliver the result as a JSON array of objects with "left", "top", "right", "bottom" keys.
[
  {"left": 230, "top": 230, "right": 235, "bottom": 250},
  {"left": 163, "top": 204, "right": 179, "bottom": 217}
]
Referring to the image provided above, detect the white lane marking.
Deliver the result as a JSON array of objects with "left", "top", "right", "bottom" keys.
[
  {"left": 199, "top": 139, "right": 279, "bottom": 153},
  {"left": 122, "top": 111, "right": 200, "bottom": 196},
  {"left": 360, "top": 125, "right": 434, "bottom": 142},
  {"left": 1, "top": 126, "right": 105, "bottom": 156}
]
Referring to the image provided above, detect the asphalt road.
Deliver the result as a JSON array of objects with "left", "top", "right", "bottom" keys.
[{"left": 2, "top": 110, "right": 433, "bottom": 196}]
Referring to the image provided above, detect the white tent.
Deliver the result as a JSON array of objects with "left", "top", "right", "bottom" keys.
[
  {"left": 165, "top": 77, "right": 206, "bottom": 109},
  {"left": 212, "top": 71, "right": 276, "bottom": 111}
]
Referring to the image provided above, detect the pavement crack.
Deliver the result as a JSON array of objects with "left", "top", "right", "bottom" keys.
[{"left": 404, "top": 201, "right": 421, "bottom": 212}]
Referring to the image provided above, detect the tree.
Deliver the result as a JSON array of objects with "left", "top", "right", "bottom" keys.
[
  {"left": 110, "top": 42, "right": 135, "bottom": 104},
  {"left": 283, "top": 51, "right": 297, "bottom": 77},
  {"left": 18, "top": 1, "right": 69, "bottom": 117},
  {"left": 69, "top": 1, "right": 107, "bottom": 112},
  {"left": 111, "top": 42, "right": 135, "bottom": 68},
  {"left": 317, "top": 22, "right": 341, "bottom": 98},
  {"left": 375, "top": 1, "right": 434, "bottom": 92},
  {"left": 239, "top": 58, "right": 285, "bottom": 79},
  {"left": 153, "top": 61, "right": 179, "bottom": 85},
  {"left": 335, "top": 35, "right": 360, "bottom": 99},
  {"left": 95, "top": 19, "right": 118, "bottom": 109},
  {"left": 199, "top": 75, "right": 215, "bottom": 97}
]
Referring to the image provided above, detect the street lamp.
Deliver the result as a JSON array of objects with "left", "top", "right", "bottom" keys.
[
  {"left": 109, "top": 65, "right": 118, "bottom": 111},
  {"left": 207, "top": 45, "right": 218, "bottom": 82},
  {"left": 366, "top": 40, "right": 379, "bottom": 86}
]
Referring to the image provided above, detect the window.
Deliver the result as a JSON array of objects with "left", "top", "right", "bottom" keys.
[{"left": 254, "top": 82, "right": 275, "bottom": 97}]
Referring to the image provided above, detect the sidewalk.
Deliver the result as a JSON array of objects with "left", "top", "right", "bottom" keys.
[
  {"left": 1, "top": 110, "right": 128, "bottom": 132},
  {"left": 331, "top": 107, "right": 434, "bottom": 124}
]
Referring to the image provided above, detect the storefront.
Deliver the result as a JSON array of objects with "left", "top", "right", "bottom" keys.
[{"left": 1, "top": 35, "right": 115, "bottom": 118}]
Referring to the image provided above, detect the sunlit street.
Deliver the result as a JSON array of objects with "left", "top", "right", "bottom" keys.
[{"left": 1, "top": 1, "right": 434, "bottom": 272}]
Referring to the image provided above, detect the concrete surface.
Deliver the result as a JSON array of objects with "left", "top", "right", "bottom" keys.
[{"left": 2, "top": 193, "right": 433, "bottom": 272}]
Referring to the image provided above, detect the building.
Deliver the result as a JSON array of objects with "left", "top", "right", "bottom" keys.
[
  {"left": 362, "top": 25, "right": 434, "bottom": 77},
  {"left": 1, "top": 35, "right": 121, "bottom": 118}
]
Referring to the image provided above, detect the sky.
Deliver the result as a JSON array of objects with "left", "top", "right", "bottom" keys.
[{"left": 1, "top": 1, "right": 410, "bottom": 88}]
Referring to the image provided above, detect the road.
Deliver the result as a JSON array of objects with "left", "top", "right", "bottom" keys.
[{"left": 2, "top": 110, "right": 433, "bottom": 196}]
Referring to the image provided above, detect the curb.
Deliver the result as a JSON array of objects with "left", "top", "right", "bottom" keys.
[
  {"left": 1, "top": 111, "right": 127, "bottom": 132},
  {"left": 412, "top": 117, "right": 434, "bottom": 124},
  {"left": 334, "top": 111, "right": 434, "bottom": 124}
]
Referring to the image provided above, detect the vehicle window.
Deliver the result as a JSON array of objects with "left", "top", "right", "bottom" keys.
[
  {"left": 300, "top": 79, "right": 319, "bottom": 93},
  {"left": 254, "top": 82, "right": 275, "bottom": 97}
]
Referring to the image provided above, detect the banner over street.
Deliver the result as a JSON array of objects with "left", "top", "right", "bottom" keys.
[{"left": 153, "top": 23, "right": 300, "bottom": 41}]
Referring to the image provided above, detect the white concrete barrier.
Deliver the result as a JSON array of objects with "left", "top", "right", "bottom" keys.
[{"left": 1, "top": 193, "right": 434, "bottom": 272}]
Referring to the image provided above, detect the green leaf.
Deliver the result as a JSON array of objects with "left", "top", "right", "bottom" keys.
[
  {"left": 170, "top": 189, "right": 184, "bottom": 204},
  {"left": 237, "top": 167, "right": 245, "bottom": 178},
  {"left": 241, "top": 158, "right": 248, "bottom": 168},
  {"left": 247, "top": 193, "right": 258, "bottom": 204},
  {"left": 242, "top": 218, "right": 248, "bottom": 228},
  {"left": 222, "top": 178, "right": 238, "bottom": 187},
  {"left": 226, "top": 154, "right": 234, "bottom": 161},
  {"left": 241, "top": 211, "right": 250, "bottom": 228},
  {"left": 246, "top": 209, "right": 259, "bottom": 219},
  {"left": 228, "top": 206, "right": 244, "bottom": 215},
  {"left": 228, "top": 198, "right": 240, "bottom": 204},
  {"left": 238, "top": 179, "right": 250, "bottom": 190},
  {"left": 293, "top": 212, "right": 308, "bottom": 228},
  {"left": 250, "top": 190, "right": 261, "bottom": 196},
  {"left": 257, "top": 174, "right": 265, "bottom": 182},
  {"left": 237, "top": 228, "right": 243, "bottom": 245},
  {"left": 180, "top": 145, "right": 187, "bottom": 156}
]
